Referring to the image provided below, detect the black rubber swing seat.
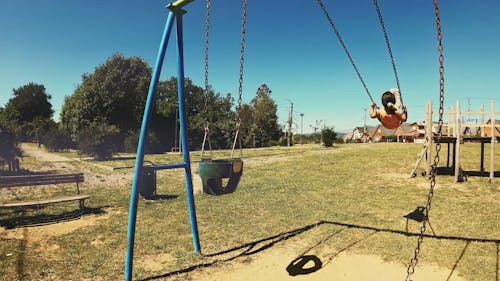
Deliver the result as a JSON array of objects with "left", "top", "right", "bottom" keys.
[{"left": 198, "top": 158, "right": 243, "bottom": 195}]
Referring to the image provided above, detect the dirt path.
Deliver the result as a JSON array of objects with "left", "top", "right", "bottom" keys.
[
  {"left": 20, "top": 143, "right": 113, "bottom": 171},
  {"left": 20, "top": 143, "right": 74, "bottom": 162}
]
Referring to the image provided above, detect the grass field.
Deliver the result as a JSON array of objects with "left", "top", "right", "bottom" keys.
[{"left": 0, "top": 142, "right": 499, "bottom": 280}]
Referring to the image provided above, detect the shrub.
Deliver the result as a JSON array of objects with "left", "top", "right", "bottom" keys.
[
  {"left": 0, "top": 129, "right": 22, "bottom": 163},
  {"left": 78, "top": 122, "right": 120, "bottom": 160},
  {"left": 321, "top": 127, "right": 337, "bottom": 147},
  {"left": 43, "top": 126, "right": 73, "bottom": 152}
]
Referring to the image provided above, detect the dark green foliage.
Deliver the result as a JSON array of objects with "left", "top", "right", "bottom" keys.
[
  {"left": 321, "top": 127, "right": 337, "bottom": 147},
  {"left": 77, "top": 121, "right": 120, "bottom": 160},
  {"left": 249, "top": 84, "right": 282, "bottom": 147},
  {"left": 0, "top": 83, "right": 54, "bottom": 140},
  {"left": 0, "top": 129, "right": 22, "bottom": 162},
  {"left": 123, "top": 131, "right": 162, "bottom": 153},
  {"left": 60, "top": 53, "right": 151, "bottom": 146},
  {"left": 43, "top": 125, "right": 74, "bottom": 152},
  {"left": 155, "top": 78, "right": 237, "bottom": 151}
]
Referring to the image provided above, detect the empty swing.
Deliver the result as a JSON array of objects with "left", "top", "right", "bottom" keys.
[{"left": 197, "top": 0, "right": 247, "bottom": 196}]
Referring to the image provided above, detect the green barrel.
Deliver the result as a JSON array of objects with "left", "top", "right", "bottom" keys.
[{"left": 139, "top": 166, "right": 157, "bottom": 199}]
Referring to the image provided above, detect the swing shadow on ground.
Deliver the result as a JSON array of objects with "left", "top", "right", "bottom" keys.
[
  {"left": 139, "top": 220, "right": 500, "bottom": 281},
  {"left": 0, "top": 206, "right": 107, "bottom": 229}
]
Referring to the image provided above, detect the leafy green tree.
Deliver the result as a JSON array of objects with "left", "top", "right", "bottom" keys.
[
  {"left": 60, "top": 53, "right": 151, "bottom": 147},
  {"left": 251, "top": 84, "right": 281, "bottom": 147},
  {"left": 321, "top": 127, "right": 337, "bottom": 147},
  {"left": 155, "top": 78, "right": 236, "bottom": 151},
  {"left": 0, "top": 83, "right": 54, "bottom": 140},
  {"left": 239, "top": 103, "right": 254, "bottom": 147},
  {"left": 77, "top": 121, "right": 120, "bottom": 160}
]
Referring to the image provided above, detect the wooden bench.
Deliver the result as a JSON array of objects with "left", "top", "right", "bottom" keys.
[{"left": 0, "top": 173, "right": 90, "bottom": 210}]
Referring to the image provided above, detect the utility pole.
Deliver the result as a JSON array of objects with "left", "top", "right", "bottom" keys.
[
  {"left": 287, "top": 102, "right": 293, "bottom": 147},
  {"left": 300, "top": 113, "right": 304, "bottom": 144}
]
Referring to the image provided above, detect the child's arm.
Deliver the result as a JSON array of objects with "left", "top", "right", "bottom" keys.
[{"left": 369, "top": 103, "right": 378, "bottom": 118}]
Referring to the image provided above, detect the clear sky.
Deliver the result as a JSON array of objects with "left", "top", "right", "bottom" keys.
[{"left": 1, "top": 0, "right": 499, "bottom": 133}]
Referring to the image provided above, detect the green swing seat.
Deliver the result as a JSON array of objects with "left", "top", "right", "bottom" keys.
[{"left": 198, "top": 158, "right": 243, "bottom": 195}]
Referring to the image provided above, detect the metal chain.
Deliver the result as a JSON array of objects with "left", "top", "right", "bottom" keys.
[
  {"left": 204, "top": 0, "right": 210, "bottom": 103},
  {"left": 405, "top": 0, "right": 445, "bottom": 280},
  {"left": 201, "top": 0, "right": 212, "bottom": 159},
  {"left": 232, "top": 0, "right": 247, "bottom": 158},
  {"left": 373, "top": 0, "right": 403, "bottom": 106},
  {"left": 316, "top": 0, "right": 375, "bottom": 104}
]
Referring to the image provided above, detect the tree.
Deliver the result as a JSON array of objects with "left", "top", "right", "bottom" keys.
[
  {"left": 238, "top": 103, "right": 254, "bottom": 147},
  {"left": 0, "top": 83, "right": 54, "bottom": 140},
  {"left": 251, "top": 84, "right": 281, "bottom": 147},
  {"left": 155, "top": 77, "right": 237, "bottom": 151},
  {"left": 60, "top": 53, "right": 151, "bottom": 147}
]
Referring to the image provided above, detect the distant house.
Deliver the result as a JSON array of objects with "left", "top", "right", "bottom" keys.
[
  {"left": 480, "top": 119, "right": 500, "bottom": 137},
  {"left": 463, "top": 125, "right": 481, "bottom": 137},
  {"left": 343, "top": 121, "right": 431, "bottom": 143},
  {"left": 342, "top": 131, "right": 354, "bottom": 143}
]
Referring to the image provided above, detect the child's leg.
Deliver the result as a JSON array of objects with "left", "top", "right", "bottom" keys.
[{"left": 390, "top": 88, "right": 402, "bottom": 111}]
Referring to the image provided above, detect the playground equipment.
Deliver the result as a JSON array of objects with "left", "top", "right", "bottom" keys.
[
  {"left": 125, "top": 0, "right": 248, "bottom": 279},
  {"left": 404, "top": 1, "right": 445, "bottom": 280},
  {"left": 125, "top": 1, "right": 200, "bottom": 280},
  {"left": 197, "top": 0, "right": 247, "bottom": 195},
  {"left": 123, "top": 1, "right": 457, "bottom": 280},
  {"left": 410, "top": 100, "right": 498, "bottom": 183},
  {"left": 317, "top": 0, "right": 406, "bottom": 129}
]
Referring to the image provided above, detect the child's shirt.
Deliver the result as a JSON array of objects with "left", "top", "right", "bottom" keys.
[{"left": 378, "top": 108, "right": 401, "bottom": 129}]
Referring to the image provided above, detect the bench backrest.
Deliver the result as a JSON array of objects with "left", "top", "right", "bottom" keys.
[{"left": 0, "top": 173, "right": 84, "bottom": 188}]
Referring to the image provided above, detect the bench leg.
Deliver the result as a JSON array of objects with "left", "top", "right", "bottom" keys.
[{"left": 79, "top": 199, "right": 85, "bottom": 210}]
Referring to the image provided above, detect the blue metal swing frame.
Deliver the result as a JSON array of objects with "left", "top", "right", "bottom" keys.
[{"left": 125, "top": 1, "right": 199, "bottom": 280}]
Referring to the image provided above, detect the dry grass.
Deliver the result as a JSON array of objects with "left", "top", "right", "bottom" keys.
[{"left": 0, "top": 142, "right": 498, "bottom": 280}]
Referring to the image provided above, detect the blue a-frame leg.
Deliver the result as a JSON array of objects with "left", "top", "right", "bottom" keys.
[{"left": 125, "top": 2, "right": 199, "bottom": 280}]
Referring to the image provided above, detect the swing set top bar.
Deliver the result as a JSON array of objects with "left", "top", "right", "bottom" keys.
[{"left": 167, "top": 0, "right": 194, "bottom": 12}]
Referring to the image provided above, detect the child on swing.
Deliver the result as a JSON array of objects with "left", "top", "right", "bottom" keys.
[{"left": 370, "top": 88, "right": 408, "bottom": 129}]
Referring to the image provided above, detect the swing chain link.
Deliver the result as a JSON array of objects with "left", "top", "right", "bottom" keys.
[
  {"left": 316, "top": 0, "right": 375, "bottom": 104},
  {"left": 201, "top": 0, "right": 212, "bottom": 159},
  {"left": 238, "top": 0, "right": 247, "bottom": 115},
  {"left": 405, "top": 1, "right": 444, "bottom": 280},
  {"left": 234, "top": 0, "right": 247, "bottom": 158},
  {"left": 373, "top": 0, "right": 403, "bottom": 106},
  {"left": 204, "top": 0, "right": 210, "bottom": 102}
]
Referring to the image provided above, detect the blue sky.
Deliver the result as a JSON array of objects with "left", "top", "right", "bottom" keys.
[{"left": 1, "top": 0, "right": 499, "bottom": 133}]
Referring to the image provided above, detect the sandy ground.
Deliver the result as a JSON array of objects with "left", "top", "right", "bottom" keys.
[
  {"left": 0, "top": 216, "right": 468, "bottom": 281},
  {"left": 2, "top": 146, "right": 470, "bottom": 281}
]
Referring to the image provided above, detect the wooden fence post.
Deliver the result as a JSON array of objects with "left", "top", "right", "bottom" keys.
[
  {"left": 426, "top": 101, "right": 433, "bottom": 176},
  {"left": 481, "top": 104, "right": 485, "bottom": 137},
  {"left": 490, "top": 100, "right": 495, "bottom": 183}
]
